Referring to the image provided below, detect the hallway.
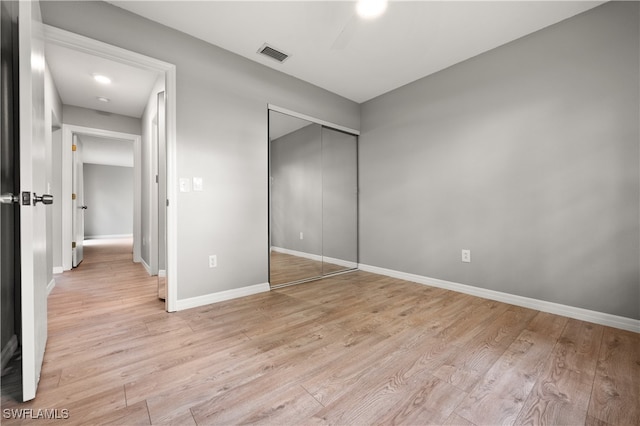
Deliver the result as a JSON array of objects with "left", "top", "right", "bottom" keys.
[{"left": 2, "top": 238, "right": 164, "bottom": 424}]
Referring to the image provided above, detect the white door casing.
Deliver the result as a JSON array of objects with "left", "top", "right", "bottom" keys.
[{"left": 19, "top": 0, "right": 48, "bottom": 401}]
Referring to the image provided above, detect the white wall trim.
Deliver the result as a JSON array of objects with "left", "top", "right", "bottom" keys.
[
  {"left": 141, "top": 258, "right": 152, "bottom": 276},
  {"left": 271, "top": 246, "right": 322, "bottom": 262},
  {"left": 0, "top": 335, "right": 18, "bottom": 373},
  {"left": 46, "top": 25, "right": 177, "bottom": 313},
  {"left": 175, "top": 283, "right": 270, "bottom": 311},
  {"left": 323, "top": 255, "right": 358, "bottom": 270},
  {"left": 268, "top": 104, "right": 360, "bottom": 136},
  {"left": 52, "top": 267, "right": 64, "bottom": 274},
  {"left": 359, "top": 264, "right": 640, "bottom": 333},
  {"left": 46, "top": 278, "right": 56, "bottom": 296},
  {"left": 85, "top": 234, "right": 134, "bottom": 240},
  {"left": 271, "top": 247, "right": 358, "bottom": 269}
]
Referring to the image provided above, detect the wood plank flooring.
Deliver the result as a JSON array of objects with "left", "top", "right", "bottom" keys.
[
  {"left": 269, "top": 251, "right": 352, "bottom": 286},
  {"left": 1, "top": 238, "right": 638, "bottom": 425}
]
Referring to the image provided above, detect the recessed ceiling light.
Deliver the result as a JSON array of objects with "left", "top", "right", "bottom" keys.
[
  {"left": 97, "top": 97, "right": 110, "bottom": 103},
  {"left": 356, "top": 0, "right": 388, "bottom": 19},
  {"left": 93, "top": 74, "right": 111, "bottom": 84}
]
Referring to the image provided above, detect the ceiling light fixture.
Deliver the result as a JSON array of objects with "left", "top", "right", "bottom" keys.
[
  {"left": 356, "top": 0, "right": 388, "bottom": 19},
  {"left": 93, "top": 74, "right": 111, "bottom": 84},
  {"left": 97, "top": 97, "right": 110, "bottom": 103}
]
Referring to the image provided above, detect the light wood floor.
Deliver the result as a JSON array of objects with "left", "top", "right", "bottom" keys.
[
  {"left": 1, "top": 239, "right": 638, "bottom": 425},
  {"left": 269, "top": 251, "right": 353, "bottom": 286}
]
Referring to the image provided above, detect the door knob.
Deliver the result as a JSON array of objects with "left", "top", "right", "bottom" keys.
[
  {"left": 33, "top": 193, "right": 53, "bottom": 205},
  {"left": 0, "top": 193, "right": 18, "bottom": 204}
]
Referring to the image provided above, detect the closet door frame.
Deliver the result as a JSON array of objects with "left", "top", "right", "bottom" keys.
[{"left": 267, "top": 104, "right": 360, "bottom": 289}]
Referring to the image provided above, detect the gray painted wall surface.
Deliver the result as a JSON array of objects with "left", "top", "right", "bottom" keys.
[
  {"left": 45, "top": 64, "right": 62, "bottom": 281},
  {"left": 360, "top": 1, "right": 639, "bottom": 319},
  {"left": 63, "top": 105, "right": 141, "bottom": 135},
  {"left": 51, "top": 129, "right": 62, "bottom": 269},
  {"left": 140, "top": 77, "right": 164, "bottom": 272},
  {"left": 83, "top": 164, "right": 134, "bottom": 238},
  {"left": 42, "top": 1, "right": 360, "bottom": 300}
]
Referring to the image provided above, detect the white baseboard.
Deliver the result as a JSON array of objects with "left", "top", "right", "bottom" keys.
[
  {"left": 1, "top": 335, "right": 18, "bottom": 373},
  {"left": 358, "top": 264, "right": 640, "bottom": 333},
  {"left": 271, "top": 247, "right": 357, "bottom": 269},
  {"left": 158, "top": 269, "right": 166, "bottom": 277},
  {"left": 53, "top": 266, "right": 64, "bottom": 274},
  {"left": 176, "top": 282, "right": 270, "bottom": 311},
  {"left": 141, "top": 258, "right": 152, "bottom": 276},
  {"left": 85, "top": 234, "right": 133, "bottom": 240},
  {"left": 47, "top": 278, "right": 56, "bottom": 296},
  {"left": 323, "top": 255, "right": 358, "bottom": 270},
  {"left": 272, "top": 246, "right": 322, "bottom": 262}
]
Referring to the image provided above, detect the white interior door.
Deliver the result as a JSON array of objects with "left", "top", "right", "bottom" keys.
[
  {"left": 19, "top": 0, "right": 48, "bottom": 402},
  {"left": 72, "top": 135, "right": 85, "bottom": 267}
]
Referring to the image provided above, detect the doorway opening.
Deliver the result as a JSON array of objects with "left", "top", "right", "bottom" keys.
[{"left": 44, "top": 25, "right": 177, "bottom": 311}]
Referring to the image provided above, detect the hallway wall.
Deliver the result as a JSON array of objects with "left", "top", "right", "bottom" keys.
[{"left": 83, "top": 164, "right": 134, "bottom": 239}]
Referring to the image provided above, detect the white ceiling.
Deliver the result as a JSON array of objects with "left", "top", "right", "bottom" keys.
[
  {"left": 45, "top": 42, "right": 160, "bottom": 118},
  {"left": 107, "top": 0, "right": 605, "bottom": 103}
]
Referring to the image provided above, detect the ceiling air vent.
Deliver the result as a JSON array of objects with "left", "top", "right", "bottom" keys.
[{"left": 257, "top": 43, "right": 290, "bottom": 63}]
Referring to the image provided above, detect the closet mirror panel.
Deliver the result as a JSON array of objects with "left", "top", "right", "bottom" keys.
[
  {"left": 269, "top": 112, "right": 323, "bottom": 285},
  {"left": 321, "top": 127, "right": 358, "bottom": 276},
  {"left": 269, "top": 109, "right": 359, "bottom": 287}
]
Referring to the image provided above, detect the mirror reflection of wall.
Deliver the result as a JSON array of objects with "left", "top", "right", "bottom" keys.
[{"left": 269, "top": 109, "right": 358, "bottom": 288}]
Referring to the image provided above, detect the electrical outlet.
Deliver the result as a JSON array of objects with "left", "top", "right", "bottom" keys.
[
  {"left": 209, "top": 255, "right": 217, "bottom": 268},
  {"left": 299, "top": 232, "right": 304, "bottom": 240},
  {"left": 462, "top": 249, "right": 471, "bottom": 263}
]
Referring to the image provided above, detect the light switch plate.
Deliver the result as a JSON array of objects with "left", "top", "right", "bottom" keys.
[{"left": 193, "top": 177, "right": 203, "bottom": 191}]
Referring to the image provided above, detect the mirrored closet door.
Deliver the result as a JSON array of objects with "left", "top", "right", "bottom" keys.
[{"left": 269, "top": 109, "right": 358, "bottom": 288}]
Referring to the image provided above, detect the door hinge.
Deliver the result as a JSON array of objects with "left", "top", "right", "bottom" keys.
[
  {"left": 72, "top": 241, "right": 76, "bottom": 249},
  {"left": 72, "top": 144, "right": 77, "bottom": 151},
  {"left": 72, "top": 193, "right": 76, "bottom": 200}
]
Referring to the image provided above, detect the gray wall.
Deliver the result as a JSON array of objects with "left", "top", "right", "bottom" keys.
[
  {"left": 140, "top": 77, "right": 164, "bottom": 272},
  {"left": 63, "top": 104, "right": 141, "bottom": 135},
  {"left": 42, "top": 1, "right": 360, "bottom": 300},
  {"left": 360, "top": 1, "right": 639, "bottom": 319},
  {"left": 51, "top": 128, "right": 62, "bottom": 269},
  {"left": 45, "top": 63, "right": 62, "bottom": 279},
  {"left": 271, "top": 124, "right": 323, "bottom": 256},
  {"left": 83, "top": 164, "right": 134, "bottom": 238}
]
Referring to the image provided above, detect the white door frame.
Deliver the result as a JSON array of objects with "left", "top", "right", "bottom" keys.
[
  {"left": 62, "top": 125, "right": 142, "bottom": 266},
  {"left": 45, "top": 25, "right": 178, "bottom": 312}
]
